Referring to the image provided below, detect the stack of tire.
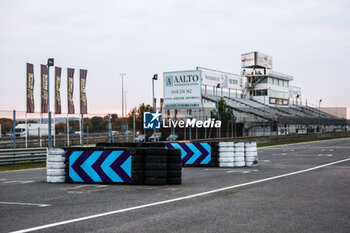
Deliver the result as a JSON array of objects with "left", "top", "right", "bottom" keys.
[
  {"left": 234, "top": 142, "right": 245, "bottom": 167},
  {"left": 47, "top": 148, "right": 67, "bottom": 183},
  {"left": 218, "top": 142, "right": 235, "bottom": 167},
  {"left": 130, "top": 148, "right": 145, "bottom": 185},
  {"left": 167, "top": 149, "right": 182, "bottom": 184},
  {"left": 245, "top": 142, "right": 258, "bottom": 167},
  {"left": 144, "top": 148, "right": 168, "bottom": 185},
  {"left": 208, "top": 142, "right": 220, "bottom": 167}
]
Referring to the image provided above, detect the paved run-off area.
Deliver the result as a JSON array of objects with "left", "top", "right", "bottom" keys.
[{"left": 0, "top": 138, "right": 349, "bottom": 233}]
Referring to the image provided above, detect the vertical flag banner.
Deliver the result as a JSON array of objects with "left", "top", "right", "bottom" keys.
[
  {"left": 41, "top": 64, "right": 48, "bottom": 113},
  {"left": 67, "top": 68, "right": 75, "bottom": 114},
  {"left": 26, "top": 63, "right": 35, "bottom": 113},
  {"left": 80, "top": 69, "right": 88, "bottom": 114},
  {"left": 55, "top": 67, "right": 62, "bottom": 114}
]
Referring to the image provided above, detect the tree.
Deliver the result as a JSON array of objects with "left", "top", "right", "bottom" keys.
[
  {"left": 0, "top": 118, "right": 13, "bottom": 135},
  {"left": 210, "top": 98, "right": 236, "bottom": 122},
  {"left": 127, "top": 103, "right": 153, "bottom": 133}
]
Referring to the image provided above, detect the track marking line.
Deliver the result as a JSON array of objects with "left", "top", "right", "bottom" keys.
[
  {"left": 259, "top": 137, "right": 350, "bottom": 149},
  {"left": 0, "top": 201, "right": 50, "bottom": 208},
  {"left": 0, "top": 168, "right": 45, "bottom": 174},
  {"left": 10, "top": 157, "right": 350, "bottom": 233},
  {"left": 2, "top": 180, "right": 35, "bottom": 184}
]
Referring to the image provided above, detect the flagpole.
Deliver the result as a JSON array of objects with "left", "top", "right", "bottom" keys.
[{"left": 67, "top": 113, "right": 70, "bottom": 146}]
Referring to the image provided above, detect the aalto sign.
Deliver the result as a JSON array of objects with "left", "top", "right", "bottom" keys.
[{"left": 163, "top": 70, "right": 202, "bottom": 109}]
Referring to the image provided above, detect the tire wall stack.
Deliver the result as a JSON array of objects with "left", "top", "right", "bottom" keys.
[
  {"left": 245, "top": 142, "right": 258, "bottom": 167},
  {"left": 217, "top": 142, "right": 258, "bottom": 168},
  {"left": 47, "top": 148, "right": 67, "bottom": 183},
  {"left": 58, "top": 146, "right": 182, "bottom": 186}
]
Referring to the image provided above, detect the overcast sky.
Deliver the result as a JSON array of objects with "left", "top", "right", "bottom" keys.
[{"left": 0, "top": 0, "right": 349, "bottom": 117}]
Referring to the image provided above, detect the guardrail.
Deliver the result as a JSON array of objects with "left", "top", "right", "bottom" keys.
[{"left": 0, "top": 148, "right": 47, "bottom": 166}]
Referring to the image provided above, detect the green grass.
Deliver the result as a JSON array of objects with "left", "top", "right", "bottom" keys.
[
  {"left": 257, "top": 135, "right": 350, "bottom": 148},
  {"left": 0, "top": 162, "right": 46, "bottom": 172}
]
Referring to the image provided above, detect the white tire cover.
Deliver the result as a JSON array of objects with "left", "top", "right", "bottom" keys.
[
  {"left": 245, "top": 156, "right": 258, "bottom": 162},
  {"left": 47, "top": 148, "right": 66, "bottom": 155},
  {"left": 234, "top": 142, "right": 244, "bottom": 148},
  {"left": 219, "top": 162, "right": 234, "bottom": 168},
  {"left": 233, "top": 156, "right": 245, "bottom": 162},
  {"left": 245, "top": 151, "right": 258, "bottom": 157},
  {"left": 245, "top": 142, "right": 257, "bottom": 148},
  {"left": 234, "top": 148, "right": 245, "bottom": 152},
  {"left": 219, "top": 142, "right": 234, "bottom": 147},
  {"left": 47, "top": 163, "right": 65, "bottom": 169},
  {"left": 47, "top": 169, "right": 65, "bottom": 176},
  {"left": 234, "top": 161, "right": 245, "bottom": 167},
  {"left": 245, "top": 161, "right": 258, "bottom": 167},
  {"left": 47, "top": 155, "right": 66, "bottom": 162},
  {"left": 234, "top": 152, "right": 245, "bottom": 157},
  {"left": 219, "top": 147, "right": 235, "bottom": 152},
  {"left": 219, "top": 152, "right": 234, "bottom": 157},
  {"left": 47, "top": 176, "right": 65, "bottom": 183},
  {"left": 245, "top": 147, "right": 257, "bottom": 152},
  {"left": 219, "top": 157, "right": 234, "bottom": 163}
]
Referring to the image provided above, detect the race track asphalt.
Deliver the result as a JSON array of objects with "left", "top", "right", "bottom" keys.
[{"left": 0, "top": 138, "right": 349, "bottom": 233}]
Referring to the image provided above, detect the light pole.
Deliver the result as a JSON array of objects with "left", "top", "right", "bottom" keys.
[
  {"left": 152, "top": 74, "right": 158, "bottom": 141},
  {"left": 120, "top": 73, "right": 126, "bottom": 131},
  {"left": 152, "top": 74, "right": 158, "bottom": 110},
  {"left": 47, "top": 58, "right": 54, "bottom": 148},
  {"left": 216, "top": 83, "right": 221, "bottom": 138},
  {"left": 318, "top": 99, "right": 322, "bottom": 133}
]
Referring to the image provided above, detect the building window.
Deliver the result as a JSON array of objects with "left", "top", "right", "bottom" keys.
[
  {"left": 268, "top": 77, "right": 273, "bottom": 84},
  {"left": 260, "top": 77, "right": 267, "bottom": 83}
]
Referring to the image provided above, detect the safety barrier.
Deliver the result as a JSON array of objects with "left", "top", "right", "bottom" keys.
[
  {"left": 217, "top": 142, "right": 258, "bottom": 168},
  {"left": 46, "top": 146, "right": 182, "bottom": 185}
]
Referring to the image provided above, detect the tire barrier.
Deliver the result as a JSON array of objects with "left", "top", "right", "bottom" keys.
[
  {"left": 245, "top": 142, "right": 258, "bottom": 167},
  {"left": 216, "top": 141, "right": 258, "bottom": 168},
  {"left": 47, "top": 146, "right": 183, "bottom": 186},
  {"left": 165, "top": 142, "right": 211, "bottom": 166},
  {"left": 47, "top": 148, "right": 67, "bottom": 183},
  {"left": 69, "top": 150, "right": 132, "bottom": 183}
]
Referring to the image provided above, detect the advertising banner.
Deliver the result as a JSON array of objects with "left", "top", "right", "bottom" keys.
[
  {"left": 41, "top": 64, "right": 48, "bottom": 113},
  {"left": 80, "top": 69, "right": 88, "bottom": 114},
  {"left": 241, "top": 52, "right": 255, "bottom": 68},
  {"left": 55, "top": 67, "right": 62, "bottom": 114},
  {"left": 163, "top": 70, "right": 202, "bottom": 109},
  {"left": 199, "top": 67, "right": 243, "bottom": 90},
  {"left": 67, "top": 68, "right": 75, "bottom": 114},
  {"left": 241, "top": 51, "right": 273, "bottom": 69},
  {"left": 26, "top": 63, "right": 35, "bottom": 113},
  {"left": 256, "top": 52, "right": 273, "bottom": 69}
]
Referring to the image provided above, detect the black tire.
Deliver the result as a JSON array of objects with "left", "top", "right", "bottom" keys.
[
  {"left": 132, "top": 163, "right": 144, "bottom": 170},
  {"left": 145, "top": 155, "right": 167, "bottom": 163},
  {"left": 132, "top": 155, "right": 144, "bottom": 163},
  {"left": 144, "top": 177, "right": 167, "bottom": 185},
  {"left": 168, "top": 163, "right": 182, "bottom": 170},
  {"left": 145, "top": 170, "right": 167, "bottom": 178},
  {"left": 132, "top": 170, "right": 144, "bottom": 177},
  {"left": 167, "top": 177, "right": 182, "bottom": 185},
  {"left": 145, "top": 163, "right": 167, "bottom": 170},
  {"left": 167, "top": 170, "right": 182, "bottom": 177},
  {"left": 145, "top": 148, "right": 168, "bottom": 155},
  {"left": 168, "top": 156, "right": 181, "bottom": 163},
  {"left": 134, "top": 148, "right": 145, "bottom": 155},
  {"left": 131, "top": 177, "right": 144, "bottom": 185},
  {"left": 167, "top": 149, "right": 181, "bottom": 156}
]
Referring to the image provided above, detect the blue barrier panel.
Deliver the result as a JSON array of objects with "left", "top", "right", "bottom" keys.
[
  {"left": 165, "top": 142, "right": 211, "bottom": 165},
  {"left": 69, "top": 150, "right": 131, "bottom": 183}
]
